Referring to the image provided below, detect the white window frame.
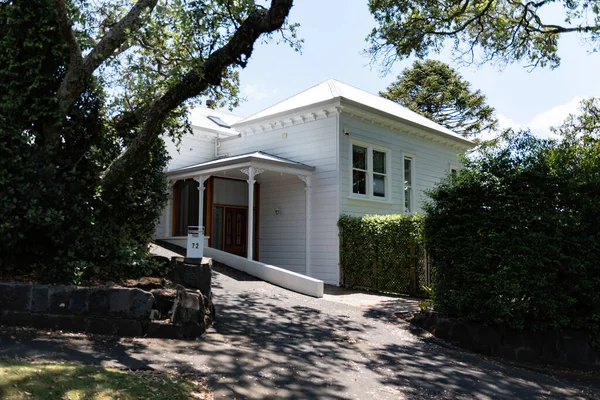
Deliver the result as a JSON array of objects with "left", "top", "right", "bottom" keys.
[
  {"left": 403, "top": 153, "right": 416, "bottom": 214},
  {"left": 349, "top": 139, "right": 392, "bottom": 202}
]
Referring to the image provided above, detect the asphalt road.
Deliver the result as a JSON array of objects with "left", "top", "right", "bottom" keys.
[{"left": 1, "top": 257, "right": 599, "bottom": 399}]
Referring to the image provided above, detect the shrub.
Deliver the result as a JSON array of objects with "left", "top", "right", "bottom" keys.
[
  {"left": 424, "top": 128, "right": 600, "bottom": 342},
  {"left": 338, "top": 214, "right": 426, "bottom": 294},
  {"left": 0, "top": 3, "right": 168, "bottom": 283}
]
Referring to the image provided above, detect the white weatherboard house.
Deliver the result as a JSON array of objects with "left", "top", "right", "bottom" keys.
[{"left": 154, "top": 79, "right": 475, "bottom": 293}]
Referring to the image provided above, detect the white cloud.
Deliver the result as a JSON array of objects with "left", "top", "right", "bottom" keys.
[
  {"left": 497, "top": 113, "right": 521, "bottom": 131},
  {"left": 242, "top": 83, "right": 278, "bottom": 101},
  {"left": 496, "top": 95, "right": 590, "bottom": 140},
  {"left": 528, "top": 96, "right": 588, "bottom": 138}
]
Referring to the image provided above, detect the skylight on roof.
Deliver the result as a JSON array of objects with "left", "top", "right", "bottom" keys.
[{"left": 207, "top": 115, "right": 230, "bottom": 128}]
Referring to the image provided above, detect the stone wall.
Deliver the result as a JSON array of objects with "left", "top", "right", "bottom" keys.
[
  {"left": 0, "top": 259, "right": 214, "bottom": 339},
  {"left": 411, "top": 312, "right": 600, "bottom": 369}
]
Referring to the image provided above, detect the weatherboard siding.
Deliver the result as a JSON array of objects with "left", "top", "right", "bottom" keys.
[
  {"left": 163, "top": 130, "right": 215, "bottom": 171},
  {"left": 259, "top": 175, "right": 307, "bottom": 274},
  {"left": 339, "top": 113, "right": 464, "bottom": 217},
  {"left": 220, "top": 116, "right": 340, "bottom": 284}
]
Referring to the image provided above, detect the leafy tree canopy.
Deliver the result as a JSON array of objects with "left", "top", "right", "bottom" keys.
[
  {"left": 380, "top": 59, "right": 497, "bottom": 137},
  {"left": 367, "top": 0, "right": 600, "bottom": 69},
  {"left": 0, "top": 0, "right": 296, "bottom": 282},
  {"left": 4, "top": 0, "right": 297, "bottom": 192}
]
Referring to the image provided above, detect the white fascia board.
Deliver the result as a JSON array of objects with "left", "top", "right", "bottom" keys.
[
  {"left": 191, "top": 124, "right": 240, "bottom": 138},
  {"left": 166, "top": 159, "right": 315, "bottom": 181},
  {"left": 339, "top": 99, "right": 475, "bottom": 149},
  {"left": 232, "top": 98, "right": 341, "bottom": 129}
]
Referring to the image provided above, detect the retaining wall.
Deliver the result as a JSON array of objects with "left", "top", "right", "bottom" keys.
[
  {"left": 0, "top": 259, "right": 213, "bottom": 339},
  {"left": 411, "top": 311, "right": 600, "bottom": 369}
]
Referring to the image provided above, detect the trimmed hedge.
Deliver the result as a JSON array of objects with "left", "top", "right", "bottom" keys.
[
  {"left": 338, "top": 214, "right": 427, "bottom": 294},
  {"left": 424, "top": 130, "right": 600, "bottom": 344}
]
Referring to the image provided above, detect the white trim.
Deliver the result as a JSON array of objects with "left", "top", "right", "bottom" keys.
[
  {"left": 348, "top": 138, "right": 392, "bottom": 202},
  {"left": 233, "top": 98, "right": 340, "bottom": 129},
  {"left": 168, "top": 160, "right": 313, "bottom": 181},
  {"left": 346, "top": 196, "right": 394, "bottom": 205},
  {"left": 339, "top": 101, "right": 474, "bottom": 150},
  {"left": 335, "top": 113, "right": 342, "bottom": 286}
]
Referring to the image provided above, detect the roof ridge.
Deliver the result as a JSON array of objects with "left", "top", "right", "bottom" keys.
[
  {"left": 327, "top": 79, "right": 341, "bottom": 98},
  {"left": 236, "top": 79, "right": 335, "bottom": 124}
]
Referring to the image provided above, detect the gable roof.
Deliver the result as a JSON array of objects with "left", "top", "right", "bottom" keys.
[{"left": 233, "top": 79, "right": 473, "bottom": 145}]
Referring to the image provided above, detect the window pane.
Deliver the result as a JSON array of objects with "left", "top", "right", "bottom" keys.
[
  {"left": 373, "top": 174, "right": 386, "bottom": 197},
  {"left": 373, "top": 151, "right": 386, "bottom": 174},
  {"left": 353, "top": 170, "right": 366, "bottom": 195},
  {"left": 404, "top": 158, "right": 412, "bottom": 185},
  {"left": 353, "top": 145, "right": 367, "bottom": 170},
  {"left": 405, "top": 187, "right": 412, "bottom": 213}
]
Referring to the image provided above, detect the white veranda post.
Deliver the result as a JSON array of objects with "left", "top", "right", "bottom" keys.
[
  {"left": 165, "top": 180, "right": 175, "bottom": 237},
  {"left": 241, "top": 167, "right": 264, "bottom": 260},
  {"left": 193, "top": 175, "right": 211, "bottom": 234},
  {"left": 298, "top": 175, "right": 312, "bottom": 276}
]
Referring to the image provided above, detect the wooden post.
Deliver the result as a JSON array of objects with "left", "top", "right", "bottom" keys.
[
  {"left": 409, "top": 244, "right": 417, "bottom": 296},
  {"left": 339, "top": 232, "right": 344, "bottom": 286}
]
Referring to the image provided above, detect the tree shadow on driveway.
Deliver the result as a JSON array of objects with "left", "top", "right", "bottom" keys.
[{"left": 1, "top": 263, "right": 600, "bottom": 399}]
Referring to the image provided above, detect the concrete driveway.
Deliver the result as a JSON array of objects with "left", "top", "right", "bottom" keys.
[{"left": 1, "top": 256, "right": 599, "bottom": 399}]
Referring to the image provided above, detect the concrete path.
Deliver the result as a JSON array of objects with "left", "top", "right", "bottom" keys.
[{"left": 1, "top": 254, "right": 599, "bottom": 399}]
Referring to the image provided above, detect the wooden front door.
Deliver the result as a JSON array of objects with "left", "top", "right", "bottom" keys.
[{"left": 223, "top": 207, "right": 247, "bottom": 257}]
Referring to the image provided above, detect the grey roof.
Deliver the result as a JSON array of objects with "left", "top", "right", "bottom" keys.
[
  {"left": 233, "top": 79, "right": 474, "bottom": 146},
  {"left": 167, "top": 151, "right": 315, "bottom": 175}
]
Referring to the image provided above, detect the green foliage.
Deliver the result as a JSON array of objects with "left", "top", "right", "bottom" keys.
[
  {"left": 425, "top": 103, "right": 600, "bottom": 341},
  {"left": 0, "top": 0, "right": 296, "bottom": 283},
  {"left": 338, "top": 214, "right": 425, "bottom": 294},
  {"left": 418, "top": 299, "right": 432, "bottom": 312},
  {"left": 380, "top": 59, "right": 497, "bottom": 137},
  {"left": 367, "top": 0, "right": 600, "bottom": 69},
  {"left": 0, "top": 2, "right": 168, "bottom": 283}
]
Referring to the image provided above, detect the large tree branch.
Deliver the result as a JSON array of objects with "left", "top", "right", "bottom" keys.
[
  {"left": 82, "top": 0, "right": 158, "bottom": 74},
  {"left": 55, "top": 0, "right": 83, "bottom": 69},
  {"left": 100, "top": 0, "right": 294, "bottom": 192},
  {"left": 54, "top": 0, "right": 158, "bottom": 123}
]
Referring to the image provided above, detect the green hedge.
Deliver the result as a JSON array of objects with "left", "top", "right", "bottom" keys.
[
  {"left": 338, "top": 214, "right": 427, "bottom": 294},
  {"left": 424, "top": 130, "right": 600, "bottom": 342}
]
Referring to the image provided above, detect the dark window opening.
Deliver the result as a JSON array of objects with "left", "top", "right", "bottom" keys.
[{"left": 173, "top": 179, "right": 199, "bottom": 236}]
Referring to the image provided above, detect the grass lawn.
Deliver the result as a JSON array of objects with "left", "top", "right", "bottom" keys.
[{"left": 0, "top": 358, "right": 210, "bottom": 399}]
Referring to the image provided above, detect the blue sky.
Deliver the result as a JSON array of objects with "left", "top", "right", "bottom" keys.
[{"left": 231, "top": 0, "right": 600, "bottom": 138}]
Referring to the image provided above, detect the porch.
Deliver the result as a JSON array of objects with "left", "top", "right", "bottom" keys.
[{"left": 157, "top": 152, "right": 315, "bottom": 277}]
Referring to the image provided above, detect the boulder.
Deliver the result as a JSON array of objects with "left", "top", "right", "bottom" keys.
[
  {"left": 172, "top": 258, "right": 212, "bottom": 295},
  {"left": 170, "top": 285, "right": 214, "bottom": 338}
]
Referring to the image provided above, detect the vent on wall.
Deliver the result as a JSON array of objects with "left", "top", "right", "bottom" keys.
[{"left": 207, "top": 115, "right": 230, "bottom": 128}]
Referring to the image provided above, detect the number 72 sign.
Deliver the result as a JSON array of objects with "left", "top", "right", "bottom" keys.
[{"left": 187, "top": 226, "right": 204, "bottom": 258}]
